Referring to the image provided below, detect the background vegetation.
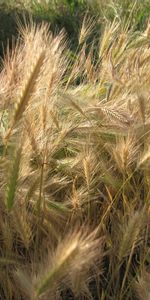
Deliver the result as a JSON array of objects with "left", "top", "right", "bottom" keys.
[
  {"left": 0, "top": 1, "right": 150, "bottom": 299},
  {"left": 0, "top": 0, "right": 150, "bottom": 56}
]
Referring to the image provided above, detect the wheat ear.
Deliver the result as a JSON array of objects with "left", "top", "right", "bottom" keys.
[{"left": 4, "top": 50, "right": 45, "bottom": 144}]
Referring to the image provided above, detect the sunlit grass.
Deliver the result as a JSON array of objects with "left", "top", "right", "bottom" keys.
[{"left": 0, "top": 10, "right": 150, "bottom": 300}]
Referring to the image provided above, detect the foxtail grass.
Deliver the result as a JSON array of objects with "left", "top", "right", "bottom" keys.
[{"left": 0, "top": 14, "right": 150, "bottom": 300}]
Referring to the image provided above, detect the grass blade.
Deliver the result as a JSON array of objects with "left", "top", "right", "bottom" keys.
[{"left": 6, "top": 146, "right": 22, "bottom": 211}]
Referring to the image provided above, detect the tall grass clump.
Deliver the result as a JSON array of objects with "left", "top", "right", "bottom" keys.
[{"left": 0, "top": 13, "right": 150, "bottom": 300}]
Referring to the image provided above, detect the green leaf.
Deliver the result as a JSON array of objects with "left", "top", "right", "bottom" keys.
[{"left": 6, "top": 146, "right": 22, "bottom": 211}]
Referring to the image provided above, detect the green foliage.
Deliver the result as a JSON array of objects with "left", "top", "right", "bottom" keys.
[
  {"left": 0, "top": 0, "right": 150, "bottom": 56},
  {"left": 5, "top": 146, "right": 22, "bottom": 211}
]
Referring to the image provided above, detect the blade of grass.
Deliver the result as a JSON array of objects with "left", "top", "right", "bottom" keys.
[{"left": 5, "top": 146, "right": 22, "bottom": 211}]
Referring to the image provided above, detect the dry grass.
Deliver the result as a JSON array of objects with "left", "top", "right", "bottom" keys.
[{"left": 0, "top": 15, "right": 150, "bottom": 300}]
